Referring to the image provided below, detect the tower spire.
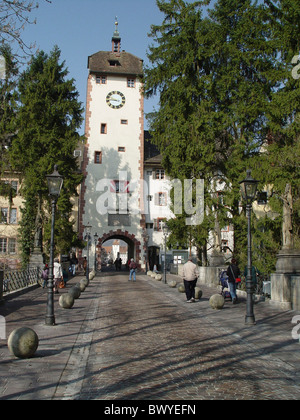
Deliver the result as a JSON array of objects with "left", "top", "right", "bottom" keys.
[{"left": 112, "top": 17, "right": 121, "bottom": 54}]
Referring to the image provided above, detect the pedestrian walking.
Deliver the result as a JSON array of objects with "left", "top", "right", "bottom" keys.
[
  {"left": 41, "top": 264, "right": 49, "bottom": 288},
  {"left": 182, "top": 257, "right": 199, "bottom": 302},
  {"left": 226, "top": 258, "right": 241, "bottom": 304},
  {"left": 53, "top": 258, "right": 63, "bottom": 294},
  {"left": 129, "top": 258, "right": 138, "bottom": 282}
]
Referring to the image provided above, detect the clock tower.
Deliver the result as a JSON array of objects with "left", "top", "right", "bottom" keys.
[{"left": 80, "top": 20, "right": 145, "bottom": 268}]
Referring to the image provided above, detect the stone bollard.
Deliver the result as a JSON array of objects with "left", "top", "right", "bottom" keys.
[
  {"left": 155, "top": 274, "right": 162, "bottom": 281},
  {"left": 209, "top": 294, "right": 225, "bottom": 310},
  {"left": 168, "top": 280, "right": 177, "bottom": 288},
  {"left": 77, "top": 282, "right": 86, "bottom": 292},
  {"left": 59, "top": 294, "right": 75, "bottom": 309},
  {"left": 195, "top": 287, "right": 203, "bottom": 300},
  {"left": 89, "top": 270, "right": 96, "bottom": 281},
  {"left": 177, "top": 284, "right": 185, "bottom": 293},
  {"left": 80, "top": 278, "right": 89, "bottom": 288},
  {"left": 147, "top": 271, "right": 153, "bottom": 276},
  {"left": 68, "top": 285, "right": 81, "bottom": 300},
  {"left": 8, "top": 327, "right": 39, "bottom": 359}
]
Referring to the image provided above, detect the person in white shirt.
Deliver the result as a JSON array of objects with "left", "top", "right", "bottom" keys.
[
  {"left": 53, "top": 258, "right": 63, "bottom": 294},
  {"left": 182, "top": 257, "right": 199, "bottom": 303}
]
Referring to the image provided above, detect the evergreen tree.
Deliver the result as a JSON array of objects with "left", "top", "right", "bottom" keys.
[
  {"left": 144, "top": 0, "right": 278, "bottom": 266},
  {"left": 0, "top": 44, "right": 19, "bottom": 199},
  {"left": 256, "top": 0, "right": 300, "bottom": 251},
  {"left": 9, "top": 46, "right": 84, "bottom": 265}
]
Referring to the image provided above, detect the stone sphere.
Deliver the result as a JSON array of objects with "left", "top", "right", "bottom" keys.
[
  {"left": 178, "top": 284, "right": 185, "bottom": 293},
  {"left": 89, "top": 270, "right": 96, "bottom": 281},
  {"left": 209, "top": 294, "right": 225, "bottom": 310},
  {"left": 147, "top": 271, "right": 153, "bottom": 276},
  {"left": 195, "top": 287, "right": 203, "bottom": 300},
  {"left": 59, "top": 293, "right": 75, "bottom": 309},
  {"left": 151, "top": 273, "right": 156, "bottom": 278},
  {"left": 77, "top": 281, "right": 86, "bottom": 292},
  {"left": 155, "top": 274, "right": 162, "bottom": 281},
  {"left": 68, "top": 285, "right": 81, "bottom": 299},
  {"left": 8, "top": 327, "right": 39, "bottom": 359},
  {"left": 80, "top": 278, "right": 89, "bottom": 288},
  {"left": 168, "top": 280, "right": 177, "bottom": 288}
]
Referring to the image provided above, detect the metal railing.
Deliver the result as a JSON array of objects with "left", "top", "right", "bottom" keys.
[{"left": 2, "top": 267, "right": 41, "bottom": 295}]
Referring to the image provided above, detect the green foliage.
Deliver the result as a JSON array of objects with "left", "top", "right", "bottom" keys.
[
  {"left": 8, "top": 46, "right": 84, "bottom": 263},
  {"left": 145, "top": 0, "right": 300, "bottom": 270}
]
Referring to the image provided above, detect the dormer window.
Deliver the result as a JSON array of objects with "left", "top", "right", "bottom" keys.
[{"left": 109, "top": 60, "right": 121, "bottom": 67}]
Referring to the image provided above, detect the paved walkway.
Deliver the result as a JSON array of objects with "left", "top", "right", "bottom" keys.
[{"left": 0, "top": 272, "right": 300, "bottom": 400}]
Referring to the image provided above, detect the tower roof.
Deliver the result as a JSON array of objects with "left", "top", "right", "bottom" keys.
[{"left": 88, "top": 51, "right": 143, "bottom": 77}]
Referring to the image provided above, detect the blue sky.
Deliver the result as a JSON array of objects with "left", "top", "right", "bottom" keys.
[
  {"left": 20, "top": 0, "right": 166, "bottom": 132},
  {"left": 20, "top": 0, "right": 214, "bottom": 133}
]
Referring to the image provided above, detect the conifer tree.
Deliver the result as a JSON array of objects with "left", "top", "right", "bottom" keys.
[
  {"left": 144, "top": 0, "right": 278, "bottom": 265},
  {"left": 9, "top": 46, "right": 84, "bottom": 265}
]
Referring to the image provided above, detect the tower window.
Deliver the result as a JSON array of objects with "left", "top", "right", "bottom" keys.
[
  {"left": 94, "top": 151, "right": 102, "bottom": 164},
  {"left": 127, "top": 78, "right": 135, "bottom": 88},
  {"left": 109, "top": 60, "right": 121, "bottom": 67},
  {"left": 96, "top": 75, "right": 106, "bottom": 84},
  {"left": 101, "top": 123, "right": 107, "bottom": 134}
]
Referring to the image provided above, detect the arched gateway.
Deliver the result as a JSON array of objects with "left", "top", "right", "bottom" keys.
[{"left": 98, "top": 230, "right": 142, "bottom": 267}]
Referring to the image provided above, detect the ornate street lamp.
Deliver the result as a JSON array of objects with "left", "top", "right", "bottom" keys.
[
  {"left": 94, "top": 232, "right": 99, "bottom": 272},
  {"left": 45, "top": 165, "right": 64, "bottom": 326},
  {"left": 162, "top": 223, "right": 169, "bottom": 284},
  {"left": 239, "top": 170, "right": 259, "bottom": 325}
]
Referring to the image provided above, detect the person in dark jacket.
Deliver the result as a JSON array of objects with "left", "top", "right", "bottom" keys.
[{"left": 226, "top": 258, "right": 241, "bottom": 304}]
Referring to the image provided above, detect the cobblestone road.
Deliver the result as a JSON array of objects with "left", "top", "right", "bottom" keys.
[
  {"left": 1, "top": 272, "right": 300, "bottom": 400},
  {"left": 57, "top": 273, "right": 300, "bottom": 400}
]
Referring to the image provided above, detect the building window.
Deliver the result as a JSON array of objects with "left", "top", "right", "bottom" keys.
[
  {"left": 9, "top": 209, "right": 17, "bottom": 224},
  {"left": 96, "top": 75, "right": 107, "bottom": 84},
  {"left": 155, "top": 192, "right": 167, "bottom": 206},
  {"left": 0, "top": 208, "right": 8, "bottom": 224},
  {"left": 101, "top": 123, "right": 107, "bottom": 134},
  {"left": 95, "top": 151, "right": 102, "bottom": 164},
  {"left": 109, "top": 60, "right": 121, "bottom": 67},
  {"left": 154, "top": 169, "right": 165, "bottom": 180},
  {"left": 118, "top": 147, "right": 126, "bottom": 152},
  {"left": 127, "top": 78, "right": 135, "bottom": 88},
  {"left": 0, "top": 238, "right": 7, "bottom": 253},
  {"left": 257, "top": 192, "right": 268, "bottom": 205},
  {"left": 110, "top": 180, "right": 129, "bottom": 193},
  {"left": 121, "top": 119, "right": 128, "bottom": 125},
  {"left": 8, "top": 238, "right": 16, "bottom": 254}
]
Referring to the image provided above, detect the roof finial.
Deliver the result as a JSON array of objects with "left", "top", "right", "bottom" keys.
[{"left": 113, "top": 16, "right": 120, "bottom": 39}]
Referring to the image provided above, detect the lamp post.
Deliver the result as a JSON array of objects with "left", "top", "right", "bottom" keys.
[
  {"left": 45, "top": 165, "right": 63, "bottom": 326},
  {"left": 239, "top": 170, "right": 259, "bottom": 326},
  {"left": 143, "top": 231, "right": 149, "bottom": 273},
  {"left": 162, "top": 224, "right": 169, "bottom": 284},
  {"left": 84, "top": 224, "right": 92, "bottom": 282},
  {"left": 94, "top": 232, "right": 99, "bottom": 272}
]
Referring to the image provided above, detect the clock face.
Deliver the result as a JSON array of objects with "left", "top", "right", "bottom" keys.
[{"left": 106, "top": 91, "right": 126, "bottom": 109}]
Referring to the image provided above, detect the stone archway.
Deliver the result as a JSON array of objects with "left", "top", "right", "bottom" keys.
[{"left": 98, "top": 230, "right": 142, "bottom": 268}]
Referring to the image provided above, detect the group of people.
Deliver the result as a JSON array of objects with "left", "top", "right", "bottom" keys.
[{"left": 182, "top": 257, "right": 243, "bottom": 304}]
